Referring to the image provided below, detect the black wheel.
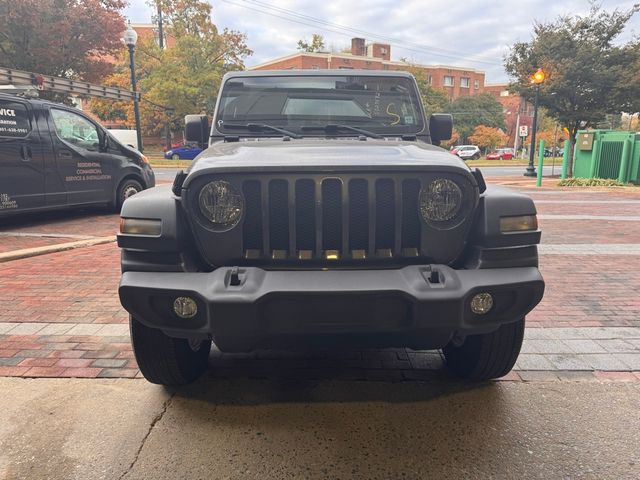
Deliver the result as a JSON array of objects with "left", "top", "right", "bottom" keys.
[
  {"left": 443, "top": 318, "right": 524, "bottom": 381},
  {"left": 171, "top": 153, "right": 180, "bottom": 160},
  {"left": 130, "top": 316, "right": 211, "bottom": 386},
  {"left": 116, "top": 178, "right": 143, "bottom": 211},
  {"left": 472, "top": 153, "right": 481, "bottom": 160}
]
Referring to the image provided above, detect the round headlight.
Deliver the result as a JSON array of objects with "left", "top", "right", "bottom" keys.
[
  {"left": 198, "top": 180, "right": 243, "bottom": 230},
  {"left": 419, "top": 178, "right": 463, "bottom": 223}
]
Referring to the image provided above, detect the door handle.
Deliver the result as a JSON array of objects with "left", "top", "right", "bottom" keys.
[
  {"left": 59, "top": 150, "right": 72, "bottom": 159},
  {"left": 20, "top": 144, "right": 32, "bottom": 162}
]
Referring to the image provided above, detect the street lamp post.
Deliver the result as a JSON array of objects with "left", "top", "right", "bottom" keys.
[
  {"left": 123, "top": 23, "right": 143, "bottom": 153},
  {"left": 524, "top": 68, "right": 545, "bottom": 177}
]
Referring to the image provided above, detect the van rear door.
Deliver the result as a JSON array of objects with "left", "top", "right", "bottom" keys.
[{"left": 0, "top": 97, "right": 45, "bottom": 213}]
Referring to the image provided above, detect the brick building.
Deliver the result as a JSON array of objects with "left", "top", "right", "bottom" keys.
[
  {"left": 250, "top": 38, "right": 486, "bottom": 100},
  {"left": 131, "top": 23, "right": 176, "bottom": 49},
  {"left": 485, "top": 83, "right": 533, "bottom": 148}
]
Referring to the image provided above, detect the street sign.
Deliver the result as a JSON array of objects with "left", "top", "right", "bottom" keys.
[{"left": 519, "top": 125, "right": 529, "bottom": 137}]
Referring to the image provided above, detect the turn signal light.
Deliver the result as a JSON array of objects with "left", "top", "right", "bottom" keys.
[
  {"left": 500, "top": 215, "right": 538, "bottom": 233},
  {"left": 119, "top": 218, "right": 162, "bottom": 236}
]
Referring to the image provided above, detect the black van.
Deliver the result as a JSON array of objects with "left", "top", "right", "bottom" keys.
[{"left": 0, "top": 93, "right": 154, "bottom": 217}]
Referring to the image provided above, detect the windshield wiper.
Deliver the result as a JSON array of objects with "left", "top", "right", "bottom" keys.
[
  {"left": 223, "top": 123, "right": 301, "bottom": 139},
  {"left": 300, "top": 124, "right": 381, "bottom": 139}
]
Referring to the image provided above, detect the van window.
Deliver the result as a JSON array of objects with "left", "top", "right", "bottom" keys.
[
  {"left": 0, "top": 100, "right": 31, "bottom": 138},
  {"left": 50, "top": 108, "right": 100, "bottom": 151}
]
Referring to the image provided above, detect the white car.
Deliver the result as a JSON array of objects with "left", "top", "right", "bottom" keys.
[{"left": 453, "top": 145, "right": 481, "bottom": 160}]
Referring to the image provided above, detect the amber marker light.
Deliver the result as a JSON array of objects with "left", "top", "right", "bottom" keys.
[
  {"left": 500, "top": 215, "right": 538, "bottom": 233},
  {"left": 120, "top": 218, "right": 162, "bottom": 236}
]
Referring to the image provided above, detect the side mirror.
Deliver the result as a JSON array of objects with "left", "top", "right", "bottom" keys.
[
  {"left": 429, "top": 114, "right": 453, "bottom": 146},
  {"left": 185, "top": 115, "right": 209, "bottom": 149}
]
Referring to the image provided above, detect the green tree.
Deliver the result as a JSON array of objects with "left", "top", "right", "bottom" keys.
[
  {"left": 297, "top": 34, "right": 325, "bottom": 52},
  {"left": 92, "top": 0, "right": 251, "bottom": 140},
  {"left": 447, "top": 94, "right": 505, "bottom": 142},
  {"left": 505, "top": 3, "right": 640, "bottom": 175}
]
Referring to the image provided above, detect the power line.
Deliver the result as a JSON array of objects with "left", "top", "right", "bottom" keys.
[
  {"left": 241, "top": 0, "right": 501, "bottom": 63},
  {"left": 219, "top": 0, "right": 503, "bottom": 67}
]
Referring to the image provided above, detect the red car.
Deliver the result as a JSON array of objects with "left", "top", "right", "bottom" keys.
[{"left": 486, "top": 148, "right": 514, "bottom": 160}]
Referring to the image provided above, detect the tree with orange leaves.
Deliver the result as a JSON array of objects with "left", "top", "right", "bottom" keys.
[{"left": 468, "top": 126, "right": 508, "bottom": 151}]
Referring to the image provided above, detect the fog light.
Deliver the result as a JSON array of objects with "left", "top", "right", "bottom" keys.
[
  {"left": 470, "top": 293, "right": 493, "bottom": 315},
  {"left": 173, "top": 297, "right": 198, "bottom": 319}
]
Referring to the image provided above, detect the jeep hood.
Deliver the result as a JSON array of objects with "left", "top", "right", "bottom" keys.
[{"left": 187, "top": 138, "right": 470, "bottom": 177}]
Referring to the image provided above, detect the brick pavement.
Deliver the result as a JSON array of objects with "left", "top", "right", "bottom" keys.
[{"left": 0, "top": 181, "right": 638, "bottom": 380}]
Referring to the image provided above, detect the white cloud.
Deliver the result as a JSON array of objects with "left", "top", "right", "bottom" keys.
[{"left": 124, "top": 0, "right": 639, "bottom": 82}]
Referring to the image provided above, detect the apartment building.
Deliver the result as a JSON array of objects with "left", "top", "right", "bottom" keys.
[{"left": 250, "top": 38, "right": 486, "bottom": 100}]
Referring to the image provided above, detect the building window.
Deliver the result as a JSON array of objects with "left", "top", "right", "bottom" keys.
[
  {"left": 311, "top": 65, "right": 319, "bottom": 70},
  {"left": 338, "top": 66, "right": 353, "bottom": 69},
  {"left": 383, "top": 64, "right": 389, "bottom": 70},
  {"left": 474, "top": 80, "right": 480, "bottom": 90},
  {"left": 426, "top": 74, "right": 433, "bottom": 85},
  {"left": 460, "top": 77, "right": 470, "bottom": 88},
  {"left": 443, "top": 76, "right": 454, "bottom": 87}
]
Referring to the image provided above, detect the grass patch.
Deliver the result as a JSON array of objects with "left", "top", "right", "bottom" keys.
[
  {"left": 558, "top": 177, "right": 628, "bottom": 187},
  {"left": 149, "top": 158, "right": 192, "bottom": 168}
]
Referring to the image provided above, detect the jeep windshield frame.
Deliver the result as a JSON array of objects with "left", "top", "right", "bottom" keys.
[{"left": 213, "top": 74, "right": 427, "bottom": 139}]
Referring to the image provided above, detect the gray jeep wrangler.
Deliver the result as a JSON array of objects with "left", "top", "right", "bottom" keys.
[{"left": 118, "top": 70, "right": 544, "bottom": 385}]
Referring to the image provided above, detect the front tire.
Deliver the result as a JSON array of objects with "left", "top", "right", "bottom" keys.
[
  {"left": 472, "top": 153, "right": 481, "bottom": 160},
  {"left": 443, "top": 318, "right": 524, "bottom": 381},
  {"left": 116, "top": 178, "right": 143, "bottom": 211},
  {"left": 171, "top": 153, "right": 180, "bottom": 160},
  {"left": 130, "top": 316, "right": 211, "bottom": 386}
]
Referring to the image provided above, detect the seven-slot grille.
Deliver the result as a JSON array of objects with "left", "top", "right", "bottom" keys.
[{"left": 241, "top": 176, "right": 423, "bottom": 260}]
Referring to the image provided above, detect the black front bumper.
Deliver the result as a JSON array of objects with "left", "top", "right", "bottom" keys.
[{"left": 119, "top": 265, "right": 544, "bottom": 352}]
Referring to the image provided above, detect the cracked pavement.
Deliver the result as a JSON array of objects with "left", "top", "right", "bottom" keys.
[{"left": 0, "top": 377, "right": 638, "bottom": 479}]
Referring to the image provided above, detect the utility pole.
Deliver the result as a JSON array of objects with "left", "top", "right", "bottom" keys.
[
  {"left": 513, "top": 99, "right": 521, "bottom": 157},
  {"left": 156, "top": 1, "right": 164, "bottom": 50}
]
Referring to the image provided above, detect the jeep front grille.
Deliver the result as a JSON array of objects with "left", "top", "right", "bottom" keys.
[{"left": 241, "top": 176, "right": 422, "bottom": 260}]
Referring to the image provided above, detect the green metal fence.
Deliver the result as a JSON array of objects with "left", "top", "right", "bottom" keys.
[{"left": 573, "top": 130, "right": 640, "bottom": 184}]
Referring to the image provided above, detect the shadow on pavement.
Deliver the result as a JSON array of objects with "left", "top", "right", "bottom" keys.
[{"left": 171, "top": 362, "right": 493, "bottom": 407}]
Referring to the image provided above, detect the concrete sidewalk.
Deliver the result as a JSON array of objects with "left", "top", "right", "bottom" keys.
[{"left": 0, "top": 377, "right": 638, "bottom": 479}]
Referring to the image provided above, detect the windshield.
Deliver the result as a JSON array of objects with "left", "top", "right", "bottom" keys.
[{"left": 215, "top": 75, "right": 425, "bottom": 136}]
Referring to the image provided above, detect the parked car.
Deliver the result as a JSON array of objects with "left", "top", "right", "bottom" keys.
[
  {"left": 118, "top": 70, "right": 544, "bottom": 386},
  {"left": 0, "top": 93, "right": 154, "bottom": 217},
  {"left": 486, "top": 148, "right": 514, "bottom": 160},
  {"left": 454, "top": 145, "right": 481, "bottom": 160},
  {"left": 544, "top": 146, "right": 562, "bottom": 157},
  {"left": 164, "top": 144, "right": 202, "bottom": 160}
]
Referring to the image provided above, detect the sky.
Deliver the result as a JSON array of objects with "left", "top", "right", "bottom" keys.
[{"left": 124, "top": 0, "right": 639, "bottom": 83}]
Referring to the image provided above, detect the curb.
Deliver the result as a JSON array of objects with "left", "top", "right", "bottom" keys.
[{"left": 0, "top": 236, "right": 116, "bottom": 263}]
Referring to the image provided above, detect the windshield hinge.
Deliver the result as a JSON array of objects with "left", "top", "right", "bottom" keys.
[{"left": 224, "top": 136, "right": 239, "bottom": 143}]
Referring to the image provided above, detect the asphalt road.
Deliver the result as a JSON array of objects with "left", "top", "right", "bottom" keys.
[
  {"left": 152, "top": 165, "right": 557, "bottom": 180},
  {"left": 1, "top": 377, "right": 638, "bottom": 479}
]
